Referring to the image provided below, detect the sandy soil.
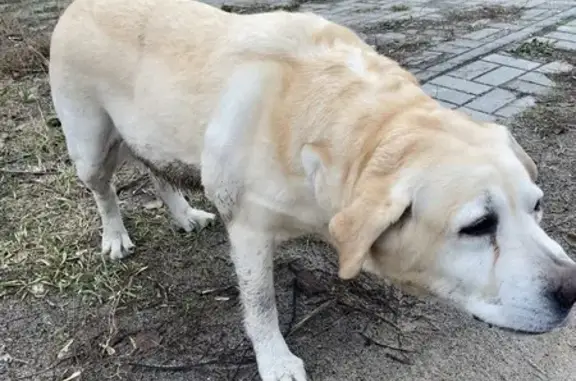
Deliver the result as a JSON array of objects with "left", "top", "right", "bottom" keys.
[{"left": 1, "top": 1, "right": 575, "bottom": 380}]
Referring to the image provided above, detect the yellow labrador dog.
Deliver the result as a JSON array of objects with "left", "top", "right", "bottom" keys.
[{"left": 50, "top": 0, "right": 576, "bottom": 379}]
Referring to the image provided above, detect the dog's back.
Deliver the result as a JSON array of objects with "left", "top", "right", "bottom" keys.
[
  {"left": 49, "top": 0, "right": 364, "bottom": 165},
  {"left": 50, "top": 0, "right": 231, "bottom": 165}
]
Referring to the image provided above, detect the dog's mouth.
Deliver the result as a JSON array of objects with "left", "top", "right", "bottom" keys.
[
  {"left": 471, "top": 315, "right": 549, "bottom": 335},
  {"left": 472, "top": 315, "right": 493, "bottom": 328}
]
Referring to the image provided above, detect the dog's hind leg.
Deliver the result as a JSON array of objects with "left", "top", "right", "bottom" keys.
[
  {"left": 150, "top": 176, "right": 215, "bottom": 232},
  {"left": 53, "top": 94, "right": 134, "bottom": 260}
]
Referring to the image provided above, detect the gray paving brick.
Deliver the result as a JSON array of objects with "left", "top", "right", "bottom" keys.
[
  {"left": 389, "top": 7, "right": 576, "bottom": 82},
  {"left": 558, "top": 25, "right": 576, "bottom": 34},
  {"left": 475, "top": 66, "right": 525, "bottom": 86},
  {"left": 438, "top": 100, "right": 457, "bottom": 109},
  {"left": 546, "top": 31, "right": 576, "bottom": 42},
  {"left": 528, "top": 10, "right": 556, "bottom": 21},
  {"left": 405, "top": 51, "right": 443, "bottom": 66},
  {"left": 480, "top": 30, "right": 510, "bottom": 43},
  {"left": 536, "top": 61, "right": 574, "bottom": 73},
  {"left": 465, "top": 89, "right": 517, "bottom": 113},
  {"left": 450, "top": 39, "right": 484, "bottom": 48},
  {"left": 518, "top": 72, "right": 554, "bottom": 87},
  {"left": 520, "top": 8, "right": 548, "bottom": 20},
  {"left": 481, "top": 54, "right": 542, "bottom": 70},
  {"left": 429, "top": 75, "right": 491, "bottom": 95},
  {"left": 539, "top": 0, "right": 576, "bottom": 7},
  {"left": 458, "top": 107, "right": 497, "bottom": 122},
  {"left": 490, "top": 22, "right": 524, "bottom": 31},
  {"left": 415, "top": 70, "right": 441, "bottom": 82},
  {"left": 422, "top": 84, "right": 475, "bottom": 105},
  {"left": 432, "top": 43, "right": 468, "bottom": 55},
  {"left": 495, "top": 96, "right": 537, "bottom": 118},
  {"left": 450, "top": 61, "right": 500, "bottom": 80},
  {"left": 464, "top": 28, "right": 500, "bottom": 41},
  {"left": 555, "top": 40, "right": 576, "bottom": 51},
  {"left": 503, "top": 80, "right": 551, "bottom": 96},
  {"left": 522, "top": 0, "right": 547, "bottom": 7}
]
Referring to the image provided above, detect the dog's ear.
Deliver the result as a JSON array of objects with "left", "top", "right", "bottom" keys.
[
  {"left": 329, "top": 188, "right": 411, "bottom": 280},
  {"left": 487, "top": 123, "right": 538, "bottom": 182},
  {"left": 505, "top": 130, "right": 538, "bottom": 182}
]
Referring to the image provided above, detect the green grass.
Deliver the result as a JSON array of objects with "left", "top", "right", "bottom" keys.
[
  {"left": 511, "top": 38, "right": 558, "bottom": 59},
  {"left": 390, "top": 4, "right": 410, "bottom": 12}
]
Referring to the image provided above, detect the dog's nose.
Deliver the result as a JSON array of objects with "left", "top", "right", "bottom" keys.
[{"left": 554, "top": 265, "right": 576, "bottom": 310}]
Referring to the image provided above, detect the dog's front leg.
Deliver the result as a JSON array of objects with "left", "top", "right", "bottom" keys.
[{"left": 228, "top": 219, "right": 307, "bottom": 381}]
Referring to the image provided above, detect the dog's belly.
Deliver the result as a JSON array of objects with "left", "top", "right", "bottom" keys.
[
  {"left": 101, "top": 94, "right": 206, "bottom": 189},
  {"left": 101, "top": 71, "right": 224, "bottom": 190}
]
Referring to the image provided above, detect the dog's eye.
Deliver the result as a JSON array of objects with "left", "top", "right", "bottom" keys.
[
  {"left": 460, "top": 214, "right": 498, "bottom": 236},
  {"left": 534, "top": 199, "right": 541, "bottom": 212}
]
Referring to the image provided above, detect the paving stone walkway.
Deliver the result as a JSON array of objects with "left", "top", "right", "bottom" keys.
[
  {"left": 417, "top": 17, "right": 576, "bottom": 122},
  {"left": 2, "top": 0, "right": 575, "bottom": 122}
]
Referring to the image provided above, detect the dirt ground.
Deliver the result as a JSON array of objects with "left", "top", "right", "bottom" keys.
[{"left": 1, "top": 2, "right": 576, "bottom": 381}]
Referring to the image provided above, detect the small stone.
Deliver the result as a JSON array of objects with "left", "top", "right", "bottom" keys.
[{"left": 31, "top": 283, "right": 46, "bottom": 298}]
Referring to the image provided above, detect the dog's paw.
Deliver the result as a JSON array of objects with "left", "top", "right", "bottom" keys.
[
  {"left": 173, "top": 208, "right": 215, "bottom": 233},
  {"left": 102, "top": 229, "right": 135, "bottom": 260},
  {"left": 258, "top": 353, "right": 307, "bottom": 381}
]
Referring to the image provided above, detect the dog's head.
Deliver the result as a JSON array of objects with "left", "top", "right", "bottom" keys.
[{"left": 308, "top": 110, "right": 576, "bottom": 334}]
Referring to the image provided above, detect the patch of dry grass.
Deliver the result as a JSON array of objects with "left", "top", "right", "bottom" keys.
[
  {"left": 508, "top": 48, "right": 576, "bottom": 136},
  {"left": 0, "top": 75, "right": 153, "bottom": 303},
  {"left": 0, "top": 15, "right": 175, "bottom": 303},
  {"left": 0, "top": 15, "right": 51, "bottom": 78},
  {"left": 443, "top": 4, "right": 524, "bottom": 23},
  {"left": 515, "top": 67, "right": 576, "bottom": 137}
]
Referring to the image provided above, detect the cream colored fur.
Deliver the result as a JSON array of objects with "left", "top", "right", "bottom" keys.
[{"left": 49, "top": 1, "right": 576, "bottom": 380}]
